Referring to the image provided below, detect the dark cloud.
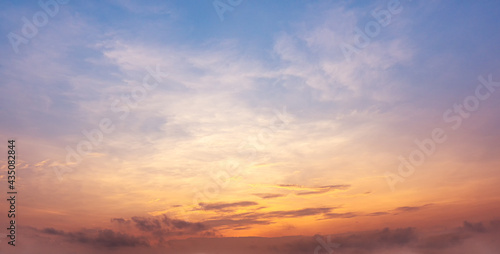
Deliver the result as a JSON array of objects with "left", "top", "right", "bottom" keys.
[
  {"left": 296, "top": 185, "right": 350, "bottom": 196},
  {"left": 41, "top": 227, "right": 65, "bottom": 235},
  {"left": 261, "top": 207, "right": 334, "bottom": 219},
  {"left": 162, "top": 215, "right": 207, "bottom": 232},
  {"left": 393, "top": 206, "right": 420, "bottom": 212},
  {"left": 323, "top": 212, "right": 357, "bottom": 219},
  {"left": 363, "top": 203, "right": 435, "bottom": 218},
  {"left": 233, "top": 227, "right": 251, "bottom": 230},
  {"left": 295, "top": 190, "right": 329, "bottom": 195},
  {"left": 367, "top": 212, "right": 389, "bottom": 216},
  {"left": 204, "top": 218, "right": 273, "bottom": 229},
  {"left": 33, "top": 219, "right": 500, "bottom": 253},
  {"left": 123, "top": 215, "right": 214, "bottom": 240},
  {"left": 490, "top": 220, "right": 500, "bottom": 230},
  {"left": 462, "top": 221, "right": 486, "bottom": 233},
  {"left": 275, "top": 184, "right": 351, "bottom": 196},
  {"left": 38, "top": 228, "right": 149, "bottom": 248},
  {"left": 418, "top": 231, "right": 466, "bottom": 249},
  {"left": 111, "top": 218, "right": 130, "bottom": 224},
  {"left": 196, "top": 201, "right": 439, "bottom": 231},
  {"left": 37, "top": 215, "right": 215, "bottom": 248},
  {"left": 393, "top": 203, "right": 433, "bottom": 214},
  {"left": 278, "top": 184, "right": 299, "bottom": 187},
  {"left": 263, "top": 207, "right": 333, "bottom": 218},
  {"left": 199, "top": 201, "right": 259, "bottom": 211},
  {"left": 93, "top": 229, "right": 149, "bottom": 248},
  {"left": 125, "top": 215, "right": 211, "bottom": 234},
  {"left": 253, "top": 193, "right": 286, "bottom": 199},
  {"left": 309, "top": 227, "right": 417, "bottom": 250},
  {"left": 378, "top": 227, "right": 417, "bottom": 245},
  {"left": 132, "top": 217, "right": 162, "bottom": 232},
  {"left": 199, "top": 206, "right": 335, "bottom": 230},
  {"left": 281, "top": 237, "right": 319, "bottom": 253},
  {"left": 162, "top": 221, "right": 500, "bottom": 254}
]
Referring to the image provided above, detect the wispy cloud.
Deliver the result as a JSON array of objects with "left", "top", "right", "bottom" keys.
[
  {"left": 198, "top": 201, "right": 259, "bottom": 211},
  {"left": 39, "top": 227, "right": 149, "bottom": 248},
  {"left": 253, "top": 193, "right": 286, "bottom": 199}
]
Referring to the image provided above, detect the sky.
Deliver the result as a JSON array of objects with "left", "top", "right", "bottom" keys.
[{"left": 1, "top": 0, "right": 500, "bottom": 253}]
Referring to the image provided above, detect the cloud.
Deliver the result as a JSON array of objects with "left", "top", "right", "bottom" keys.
[
  {"left": 32, "top": 219, "right": 500, "bottom": 253},
  {"left": 3, "top": 1, "right": 500, "bottom": 253},
  {"left": 392, "top": 203, "right": 433, "bottom": 214},
  {"left": 323, "top": 212, "right": 358, "bottom": 219},
  {"left": 296, "top": 184, "right": 350, "bottom": 196},
  {"left": 128, "top": 215, "right": 212, "bottom": 237},
  {"left": 363, "top": 203, "right": 434, "bottom": 218},
  {"left": 462, "top": 221, "right": 486, "bottom": 233},
  {"left": 489, "top": 220, "right": 500, "bottom": 231},
  {"left": 367, "top": 212, "right": 390, "bottom": 216},
  {"left": 198, "top": 201, "right": 259, "bottom": 211},
  {"left": 220, "top": 207, "right": 336, "bottom": 221},
  {"left": 204, "top": 218, "right": 273, "bottom": 229},
  {"left": 274, "top": 184, "right": 351, "bottom": 196},
  {"left": 164, "top": 220, "right": 500, "bottom": 253},
  {"left": 262, "top": 207, "right": 334, "bottom": 219},
  {"left": 41, "top": 227, "right": 65, "bottom": 235},
  {"left": 131, "top": 216, "right": 162, "bottom": 232},
  {"left": 162, "top": 216, "right": 208, "bottom": 233},
  {"left": 195, "top": 206, "right": 337, "bottom": 230},
  {"left": 277, "top": 184, "right": 300, "bottom": 188},
  {"left": 253, "top": 193, "right": 286, "bottom": 199},
  {"left": 110, "top": 215, "right": 214, "bottom": 238},
  {"left": 111, "top": 218, "right": 130, "bottom": 224},
  {"left": 418, "top": 231, "right": 467, "bottom": 249},
  {"left": 38, "top": 228, "right": 149, "bottom": 248},
  {"left": 37, "top": 215, "right": 215, "bottom": 248},
  {"left": 94, "top": 229, "right": 150, "bottom": 248}
]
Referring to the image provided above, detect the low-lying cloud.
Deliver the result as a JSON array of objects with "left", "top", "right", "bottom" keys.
[{"left": 33, "top": 219, "right": 500, "bottom": 253}]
